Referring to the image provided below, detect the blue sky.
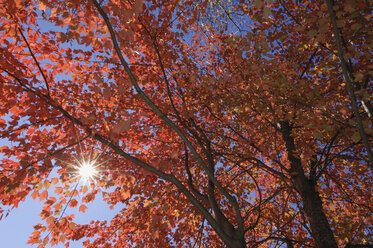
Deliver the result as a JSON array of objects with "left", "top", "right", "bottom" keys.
[
  {"left": 0, "top": 195, "right": 46, "bottom": 248},
  {"left": 0, "top": 178, "right": 120, "bottom": 248}
]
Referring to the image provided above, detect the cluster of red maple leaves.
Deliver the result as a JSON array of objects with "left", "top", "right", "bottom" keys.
[{"left": 0, "top": 0, "right": 372, "bottom": 247}]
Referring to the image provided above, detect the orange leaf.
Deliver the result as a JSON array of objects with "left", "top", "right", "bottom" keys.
[
  {"left": 31, "top": 190, "right": 39, "bottom": 200},
  {"left": 54, "top": 203, "right": 62, "bottom": 211},
  {"left": 79, "top": 204, "right": 87, "bottom": 213},
  {"left": 54, "top": 187, "right": 63, "bottom": 194},
  {"left": 69, "top": 199, "right": 78, "bottom": 207},
  {"left": 51, "top": 177, "right": 59, "bottom": 185},
  {"left": 9, "top": 106, "right": 19, "bottom": 115},
  {"left": 68, "top": 222, "right": 76, "bottom": 230},
  {"left": 40, "top": 190, "right": 48, "bottom": 201},
  {"left": 80, "top": 185, "right": 88, "bottom": 194},
  {"left": 121, "top": 190, "right": 131, "bottom": 200}
]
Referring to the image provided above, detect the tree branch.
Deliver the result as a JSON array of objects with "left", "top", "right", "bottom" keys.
[
  {"left": 18, "top": 28, "right": 50, "bottom": 97},
  {"left": 325, "top": 0, "right": 373, "bottom": 165},
  {"left": 91, "top": 0, "right": 244, "bottom": 237}
]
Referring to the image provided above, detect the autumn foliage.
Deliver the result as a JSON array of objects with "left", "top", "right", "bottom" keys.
[{"left": 0, "top": 0, "right": 372, "bottom": 247}]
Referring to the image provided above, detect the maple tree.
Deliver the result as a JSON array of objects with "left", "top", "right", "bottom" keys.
[{"left": 0, "top": 0, "right": 372, "bottom": 247}]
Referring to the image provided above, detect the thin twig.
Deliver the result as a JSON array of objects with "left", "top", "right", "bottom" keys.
[{"left": 18, "top": 28, "right": 51, "bottom": 96}]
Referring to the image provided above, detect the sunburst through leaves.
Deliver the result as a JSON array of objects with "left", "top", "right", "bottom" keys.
[{"left": 74, "top": 158, "right": 98, "bottom": 182}]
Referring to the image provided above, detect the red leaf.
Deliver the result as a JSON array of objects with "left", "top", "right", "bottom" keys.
[{"left": 112, "top": 119, "right": 131, "bottom": 135}]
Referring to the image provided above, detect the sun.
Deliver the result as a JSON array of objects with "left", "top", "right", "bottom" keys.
[{"left": 76, "top": 160, "right": 98, "bottom": 182}]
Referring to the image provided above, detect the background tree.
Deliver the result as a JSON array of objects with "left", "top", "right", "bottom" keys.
[{"left": 0, "top": 0, "right": 372, "bottom": 247}]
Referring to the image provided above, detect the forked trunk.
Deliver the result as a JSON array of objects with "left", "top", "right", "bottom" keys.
[{"left": 280, "top": 121, "right": 338, "bottom": 248}]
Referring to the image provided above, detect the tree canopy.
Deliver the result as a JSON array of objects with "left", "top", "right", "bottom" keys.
[{"left": 0, "top": 0, "right": 372, "bottom": 247}]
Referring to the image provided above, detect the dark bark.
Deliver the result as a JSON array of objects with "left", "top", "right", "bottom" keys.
[
  {"left": 345, "top": 245, "right": 373, "bottom": 248},
  {"left": 325, "top": 0, "right": 373, "bottom": 164},
  {"left": 279, "top": 121, "right": 338, "bottom": 248}
]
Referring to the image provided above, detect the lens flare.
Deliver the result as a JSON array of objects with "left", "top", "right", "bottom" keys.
[{"left": 76, "top": 160, "right": 97, "bottom": 182}]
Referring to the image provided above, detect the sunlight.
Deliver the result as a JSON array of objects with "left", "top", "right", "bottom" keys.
[{"left": 77, "top": 160, "right": 98, "bottom": 182}]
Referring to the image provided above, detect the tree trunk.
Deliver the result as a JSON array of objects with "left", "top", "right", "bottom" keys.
[
  {"left": 280, "top": 121, "right": 338, "bottom": 248},
  {"left": 226, "top": 232, "right": 247, "bottom": 248},
  {"left": 345, "top": 244, "right": 373, "bottom": 248},
  {"left": 218, "top": 218, "right": 247, "bottom": 248},
  {"left": 291, "top": 169, "right": 338, "bottom": 248}
]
